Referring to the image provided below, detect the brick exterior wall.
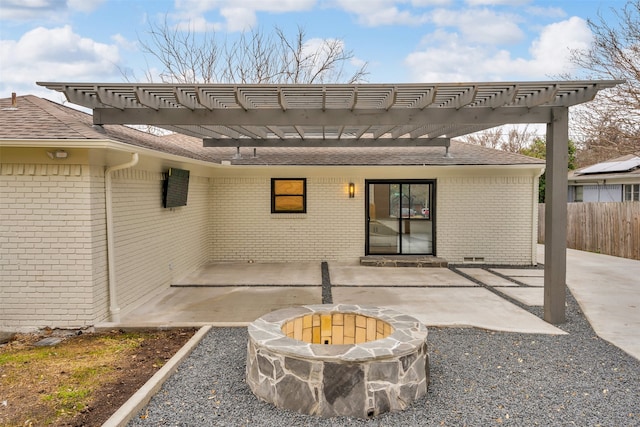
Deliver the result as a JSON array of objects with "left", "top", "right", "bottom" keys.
[
  {"left": 437, "top": 175, "right": 538, "bottom": 264},
  {"left": 0, "top": 163, "right": 212, "bottom": 330},
  {"left": 0, "top": 164, "right": 101, "bottom": 329},
  {"left": 209, "top": 172, "right": 538, "bottom": 265},
  {"left": 1, "top": 159, "right": 539, "bottom": 330},
  {"left": 88, "top": 167, "right": 109, "bottom": 323},
  {"left": 210, "top": 177, "right": 364, "bottom": 262},
  {"left": 109, "top": 169, "right": 211, "bottom": 319}
]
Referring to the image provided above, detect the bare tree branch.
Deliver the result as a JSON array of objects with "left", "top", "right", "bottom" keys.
[
  {"left": 138, "top": 16, "right": 221, "bottom": 83},
  {"left": 460, "top": 125, "right": 539, "bottom": 153},
  {"left": 137, "top": 18, "right": 368, "bottom": 85},
  {"left": 570, "top": 0, "right": 640, "bottom": 165}
]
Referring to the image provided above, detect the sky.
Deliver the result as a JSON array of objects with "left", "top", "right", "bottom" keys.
[{"left": 0, "top": 0, "right": 626, "bottom": 103}]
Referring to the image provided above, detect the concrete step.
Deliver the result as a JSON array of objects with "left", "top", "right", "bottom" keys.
[{"left": 359, "top": 255, "right": 448, "bottom": 268}]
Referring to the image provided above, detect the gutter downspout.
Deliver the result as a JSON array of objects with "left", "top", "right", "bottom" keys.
[
  {"left": 533, "top": 166, "right": 545, "bottom": 265},
  {"left": 105, "top": 153, "right": 139, "bottom": 322}
]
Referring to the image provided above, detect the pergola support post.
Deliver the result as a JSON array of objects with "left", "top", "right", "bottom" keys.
[{"left": 544, "top": 107, "right": 568, "bottom": 324}]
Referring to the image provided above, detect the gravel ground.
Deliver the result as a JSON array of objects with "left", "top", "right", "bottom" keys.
[{"left": 128, "top": 291, "right": 639, "bottom": 426}]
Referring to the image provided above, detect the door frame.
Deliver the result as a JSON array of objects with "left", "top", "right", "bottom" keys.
[{"left": 364, "top": 179, "right": 437, "bottom": 256}]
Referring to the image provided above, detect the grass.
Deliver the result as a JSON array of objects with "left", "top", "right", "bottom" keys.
[
  {"left": 43, "top": 386, "right": 91, "bottom": 417},
  {"left": 0, "top": 332, "right": 150, "bottom": 426}
]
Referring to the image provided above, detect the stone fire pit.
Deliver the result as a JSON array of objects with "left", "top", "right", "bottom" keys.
[{"left": 246, "top": 304, "right": 429, "bottom": 418}]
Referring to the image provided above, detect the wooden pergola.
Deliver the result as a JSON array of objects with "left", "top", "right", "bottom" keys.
[{"left": 39, "top": 80, "right": 621, "bottom": 324}]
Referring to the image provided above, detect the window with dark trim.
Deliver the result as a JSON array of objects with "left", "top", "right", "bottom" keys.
[
  {"left": 574, "top": 186, "right": 583, "bottom": 202},
  {"left": 624, "top": 183, "right": 639, "bottom": 201},
  {"left": 271, "top": 178, "right": 306, "bottom": 213}
]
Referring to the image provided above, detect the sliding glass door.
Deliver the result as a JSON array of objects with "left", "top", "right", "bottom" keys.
[{"left": 366, "top": 180, "right": 435, "bottom": 255}]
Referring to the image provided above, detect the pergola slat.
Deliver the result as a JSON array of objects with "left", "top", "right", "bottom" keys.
[
  {"left": 174, "top": 87, "right": 199, "bottom": 110},
  {"left": 524, "top": 84, "right": 559, "bottom": 108}
]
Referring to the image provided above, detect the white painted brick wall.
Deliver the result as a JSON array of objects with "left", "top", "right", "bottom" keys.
[
  {"left": 437, "top": 175, "right": 537, "bottom": 264},
  {"left": 210, "top": 177, "right": 364, "bottom": 262},
  {"left": 209, "top": 173, "right": 537, "bottom": 264},
  {"left": 109, "top": 169, "right": 211, "bottom": 318},
  {"left": 1, "top": 163, "right": 212, "bottom": 329},
  {"left": 0, "top": 164, "right": 99, "bottom": 329},
  {"left": 88, "top": 166, "right": 109, "bottom": 322},
  {"left": 1, "top": 159, "right": 539, "bottom": 330}
]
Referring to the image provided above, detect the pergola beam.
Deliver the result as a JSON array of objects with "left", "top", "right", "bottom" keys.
[
  {"left": 92, "top": 106, "right": 553, "bottom": 127},
  {"left": 203, "top": 137, "right": 451, "bottom": 147}
]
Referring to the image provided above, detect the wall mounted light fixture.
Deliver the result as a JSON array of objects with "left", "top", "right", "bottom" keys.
[
  {"left": 349, "top": 182, "right": 355, "bottom": 198},
  {"left": 47, "top": 150, "right": 68, "bottom": 160}
]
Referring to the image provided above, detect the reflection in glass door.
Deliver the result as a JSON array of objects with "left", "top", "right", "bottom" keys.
[{"left": 366, "top": 181, "right": 434, "bottom": 255}]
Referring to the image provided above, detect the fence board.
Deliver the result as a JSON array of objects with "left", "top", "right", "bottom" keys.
[{"left": 538, "top": 202, "right": 640, "bottom": 260}]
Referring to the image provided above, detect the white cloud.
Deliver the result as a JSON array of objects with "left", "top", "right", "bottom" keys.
[
  {"left": 411, "top": 0, "right": 451, "bottom": 5},
  {"left": 358, "top": 7, "right": 429, "bottom": 26},
  {"left": 155, "top": 0, "right": 459, "bottom": 39},
  {"left": 0, "top": 0, "right": 104, "bottom": 21},
  {"left": 172, "top": 0, "right": 315, "bottom": 32},
  {"left": 525, "top": 5, "right": 566, "bottom": 19},
  {"left": 219, "top": 8, "right": 257, "bottom": 32},
  {"left": 430, "top": 8, "right": 524, "bottom": 44},
  {"left": 111, "top": 33, "right": 137, "bottom": 51},
  {"left": 333, "top": 0, "right": 430, "bottom": 26},
  {"left": 529, "top": 16, "right": 592, "bottom": 70},
  {"left": 0, "top": 0, "right": 65, "bottom": 20},
  {"left": 465, "top": 0, "right": 530, "bottom": 5},
  {"left": 0, "top": 25, "right": 120, "bottom": 96},
  {"left": 405, "top": 17, "right": 593, "bottom": 82},
  {"left": 174, "top": 16, "right": 222, "bottom": 32},
  {"left": 405, "top": 30, "right": 494, "bottom": 82},
  {"left": 66, "top": 0, "right": 104, "bottom": 13}
]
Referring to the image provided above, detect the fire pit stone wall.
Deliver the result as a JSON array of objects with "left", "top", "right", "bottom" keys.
[{"left": 246, "top": 304, "right": 429, "bottom": 418}]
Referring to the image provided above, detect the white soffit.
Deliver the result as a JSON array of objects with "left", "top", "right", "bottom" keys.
[{"left": 37, "top": 81, "right": 620, "bottom": 147}]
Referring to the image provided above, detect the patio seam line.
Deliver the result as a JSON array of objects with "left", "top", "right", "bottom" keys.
[
  {"left": 485, "top": 268, "right": 540, "bottom": 287},
  {"left": 448, "top": 266, "right": 539, "bottom": 315},
  {"left": 321, "top": 261, "right": 332, "bottom": 304},
  {"left": 170, "top": 284, "right": 320, "bottom": 287},
  {"left": 331, "top": 285, "right": 480, "bottom": 288},
  {"left": 450, "top": 264, "right": 543, "bottom": 288}
]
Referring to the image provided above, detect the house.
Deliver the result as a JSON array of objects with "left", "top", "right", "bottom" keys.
[
  {"left": 568, "top": 154, "right": 640, "bottom": 202},
  {"left": 0, "top": 80, "right": 619, "bottom": 330}
]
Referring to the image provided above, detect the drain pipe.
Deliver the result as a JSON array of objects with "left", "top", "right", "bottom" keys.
[
  {"left": 105, "top": 153, "right": 139, "bottom": 322},
  {"left": 533, "top": 166, "right": 545, "bottom": 265}
]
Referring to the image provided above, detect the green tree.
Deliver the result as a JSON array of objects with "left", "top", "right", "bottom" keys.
[{"left": 520, "top": 138, "right": 577, "bottom": 203}]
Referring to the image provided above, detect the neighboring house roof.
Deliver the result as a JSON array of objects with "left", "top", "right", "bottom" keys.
[
  {"left": 1, "top": 95, "right": 544, "bottom": 167},
  {"left": 569, "top": 154, "right": 640, "bottom": 183}
]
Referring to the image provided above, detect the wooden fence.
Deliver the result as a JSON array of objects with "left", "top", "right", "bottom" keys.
[{"left": 538, "top": 202, "right": 640, "bottom": 260}]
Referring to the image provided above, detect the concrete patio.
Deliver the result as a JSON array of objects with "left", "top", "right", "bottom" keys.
[
  {"left": 110, "top": 245, "right": 640, "bottom": 361},
  {"left": 117, "top": 258, "right": 560, "bottom": 334}
]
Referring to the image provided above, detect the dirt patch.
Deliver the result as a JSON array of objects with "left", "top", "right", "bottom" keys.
[{"left": 0, "top": 328, "right": 197, "bottom": 427}]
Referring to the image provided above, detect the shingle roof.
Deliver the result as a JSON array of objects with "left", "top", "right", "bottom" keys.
[
  {"left": 1, "top": 95, "right": 544, "bottom": 167},
  {"left": 0, "top": 95, "right": 219, "bottom": 160},
  {"left": 162, "top": 132, "right": 544, "bottom": 166},
  {"left": 0, "top": 95, "right": 105, "bottom": 140}
]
